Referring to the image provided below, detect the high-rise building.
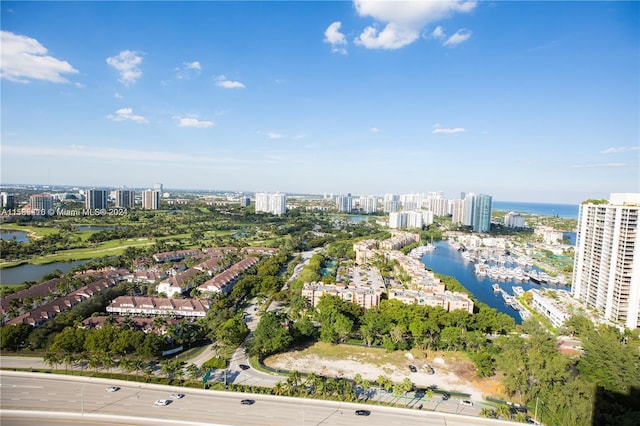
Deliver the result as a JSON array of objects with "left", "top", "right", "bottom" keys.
[
  {"left": 115, "top": 189, "right": 136, "bottom": 208},
  {"left": 472, "top": 194, "right": 492, "bottom": 232},
  {"left": 0, "top": 192, "right": 16, "bottom": 209},
  {"left": 505, "top": 212, "right": 526, "bottom": 228},
  {"left": 572, "top": 193, "right": 640, "bottom": 330},
  {"left": 336, "top": 193, "right": 353, "bottom": 213},
  {"left": 462, "top": 193, "right": 492, "bottom": 232},
  {"left": 142, "top": 190, "right": 160, "bottom": 210},
  {"left": 154, "top": 183, "right": 163, "bottom": 194},
  {"left": 383, "top": 194, "right": 400, "bottom": 213},
  {"left": 451, "top": 199, "right": 465, "bottom": 224},
  {"left": 85, "top": 189, "right": 108, "bottom": 210},
  {"left": 254, "top": 192, "right": 286, "bottom": 215},
  {"left": 358, "top": 195, "right": 378, "bottom": 213},
  {"left": 29, "top": 194, "right": 53, "bottom": 215}
]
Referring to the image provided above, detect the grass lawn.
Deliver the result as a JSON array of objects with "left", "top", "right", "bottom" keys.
[{"left": 0, "top": 223, "right": 60, "bottom": 238}]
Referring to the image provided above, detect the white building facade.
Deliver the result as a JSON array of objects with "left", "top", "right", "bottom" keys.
[{"left": 572, "top": 193, "right": 640, "bottom": 329}]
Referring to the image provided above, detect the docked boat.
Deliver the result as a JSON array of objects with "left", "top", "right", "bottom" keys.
[
  {"left": 512, "top": 286, "right": 525, "bottom": 298},
  {"left": 492, "top": 283, "right": 501, "bottom": 292}
]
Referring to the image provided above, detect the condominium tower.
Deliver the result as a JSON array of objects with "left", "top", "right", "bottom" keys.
[
  {"left": 85, "top": 189, "right": 108, "bottom": 210},
  {"left": 142, "top": 190, "right": 160, "bottom": 210},
  {"left": 255, "top": 192, "right": 286, "bottom": 215},
  {"left": 115, "top": 189, "right": 136, "bottom": 208},
  {"left": 572, "top": 193, "right": 640, "bottom": 329}
]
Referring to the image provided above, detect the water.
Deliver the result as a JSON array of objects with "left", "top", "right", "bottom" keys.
[
  {"left": 0, "top": 230, "right": 29, "bottom": 243},
  {"left": 0, "top": 260, "right": 89, "bottom": 285},
  {"left": 492, "top": 201, "right": 579, "bottom": 219},
  {"left": 421, "top": 241, "right": 570, "bottom": 324}
]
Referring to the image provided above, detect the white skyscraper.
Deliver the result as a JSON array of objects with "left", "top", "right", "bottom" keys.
[
  {"left": 572, "top": 193, "right": 640, "bottom": 329},
  {"left": 142, "top": 190, "right": 160, "bottom": 210},
  {"left": 255, "top": 192, "right": 286, "bottom": 215},
  {"left": 359, "top": 195, "right": 378, "bottom": 213},
  {"left": 336, "top": 194, "right": 353, "bottom": 213}
]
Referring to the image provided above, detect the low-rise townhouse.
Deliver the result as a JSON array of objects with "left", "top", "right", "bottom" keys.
[{"left": 106, "top": 296, "right": 211, "bottom": 318}]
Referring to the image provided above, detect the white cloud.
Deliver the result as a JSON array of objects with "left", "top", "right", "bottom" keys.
[
  {"left": 324, "top": 21, "right": 348, "bottom": 54},
  {"left": 353, "top": 0, "right": 477, "bottom": 50},
  {"left": 0, "top": 30, "right": 78, "bottom": 83},
  {"left": 267, "top": 132, "right": 284, "bottom": 140},
  {"left": 185, "top": 61, "right": 201, "bottom": 71},
  {"left": 432, "top": 123, "right": 465, "bottom": 134},
  {"left": 114, "top": 92, "right": 123, "bottom": 99},
  {"left": 369, "top": 127, "right": 380, "bottom": 133},
  {"left": 176, "top": 61, "right": 202, "bottom": 79},
  {"left": 355, "top": 22, "right": 419, "bottom": 50},
  {"left": 107, "top": 107, "right": 148, "bottom": 123},
  {"left": 215, "top": 75, "right": 245, "bottom": 89},
  {"left": 600, "top": 146, "right": 640, "bottom": 154},
  {"left": 570, "top": 163, "right": 629, "bottom": 169},
  {"left": 444, "top": 29, "right": 472, "bottom": 47},
  {"left": 106, "top": 50, "right": 143, "bottom": 86},
  {"left": 175, "top": 117, "right": 215, "bottom": 128},
  {"left": 432, "top": 26, "right": 446, "bottom": 40}
]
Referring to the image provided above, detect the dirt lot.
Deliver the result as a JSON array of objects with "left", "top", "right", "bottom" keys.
[{"left": 264, "top": 342, "right": 503, "bottom": 401}]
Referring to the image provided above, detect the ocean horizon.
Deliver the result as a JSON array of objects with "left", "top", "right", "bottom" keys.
[{"left": 492, "top": 201, "right": 579, "bottom": 219}]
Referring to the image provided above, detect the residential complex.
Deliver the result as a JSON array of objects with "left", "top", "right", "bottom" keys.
[
  {"left": 304, "top": 232, "right": 474, "bottom": 314},
  {"left": 85, "top": 188, "right": 108, "bottom": 210},
  {"left": 572, "top": 193, "right": 640, "bottom": 330},
  {"left": 115, "top": 189, "right": 136, "bottom": 208},
  {"left": 142, "top": 189, "right": 161, "bottom": 210},
  {"left": 255, "top": 192, "right": 287, "bottom": 215}
]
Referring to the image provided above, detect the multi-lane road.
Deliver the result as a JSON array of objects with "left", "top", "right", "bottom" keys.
[{"left": 0, "top": 372, "right": 521, "bottom": 426}]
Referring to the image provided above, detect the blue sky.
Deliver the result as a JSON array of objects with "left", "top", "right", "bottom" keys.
[{"left": 1, "top": 1, "right": 638, "bottom": 204}]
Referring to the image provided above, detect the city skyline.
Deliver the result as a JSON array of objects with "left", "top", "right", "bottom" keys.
[{"left": 1, "top": 1, "right": 638, "bottom": 204}]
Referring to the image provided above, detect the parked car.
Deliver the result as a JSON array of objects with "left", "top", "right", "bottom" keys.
[
  {"left": 355, "top": 410, "right": 371, "bottom": 416},
  {"left": 442, "top": 393, "right": 451, "bottom": 401},
  {"left": 408, "top": 365, "right": 417, "bottom": 373},
  {"left": 461, "top": 400, "right": 473, "bottom": 406},
  {"left": 105, "top": 386, "right": 120, "bottom": 392},
  {"left": 155, "top": 399, "right": 170, "bottom": 406},
  {"left": 240, "top": 399, "right": 255, "bottom": 405}
]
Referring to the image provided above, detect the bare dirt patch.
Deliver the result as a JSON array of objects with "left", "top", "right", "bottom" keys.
[{"left": 264, "top": 343, "right": 503, "bottom": 400}]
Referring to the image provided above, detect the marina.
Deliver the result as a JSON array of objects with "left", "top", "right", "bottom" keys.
[{"left": 421, "top": 240, "right": 570, "bottom": 324}]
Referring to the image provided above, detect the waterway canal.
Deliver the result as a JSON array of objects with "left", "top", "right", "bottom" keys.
[{"left": 420, "top": 241, "right": 571, "bottom": 324}]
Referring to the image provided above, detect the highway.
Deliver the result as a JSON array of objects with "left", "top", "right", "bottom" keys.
[{"left": 0, "top": 371, "right": 521, "bottom": 426}]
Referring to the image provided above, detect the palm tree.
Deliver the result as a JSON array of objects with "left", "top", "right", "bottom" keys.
[
  {"left": 272, "top": 381, "right": 285, "bottom": 396},
  {"left": 304, "top": 372, "right": 319, "bottom": 394},
  {"left": 88, "top": 354, "right": 102, "bottom": 375},
  {"left": 101, "top": 354, "right": 116, "bottom": 378},
  {"left": 131, "top": 358, "right": 146, "bottom": 381},
  {"left": 43, "top": 352, "right": 60, "bottom": 371},
  {"left": 186, "top": 364, "right": 201, "bottom": 382}
]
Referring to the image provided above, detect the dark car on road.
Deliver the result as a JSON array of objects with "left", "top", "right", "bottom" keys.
[
  {"left": 240, "top": 399, "right": 255, "bottom": 405},
  {"left": 408, "top": 365, "right": 417, "bottom": 372},
  {"left": 355, "top": 410, "right": 371, "bottom": 416},
  {"left": 239, "top": 364, "right": 250, "bottom": 370},
  {"left": 442, "top": 393, "right": 450, "bottom": 401}
]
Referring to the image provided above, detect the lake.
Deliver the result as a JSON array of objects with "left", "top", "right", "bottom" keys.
[
  {"left": 0, "top": 260, "right": 90, "bottom": 285},
  {"left": 0, "top": 229, "right": 30, "bottom": 243}
]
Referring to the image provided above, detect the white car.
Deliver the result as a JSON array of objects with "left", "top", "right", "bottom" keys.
[
  {"left": 461, "top": 400, "right": 473, "bottom": 406},
  {"left": 170, "top": 393, "right": 185, "bottom": 399},
  {"left": 105, "top": 386, "right": 120, "bottom": 392},
  {"left": 155, "top": 399, "right": 170, "bottom": 406}
]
